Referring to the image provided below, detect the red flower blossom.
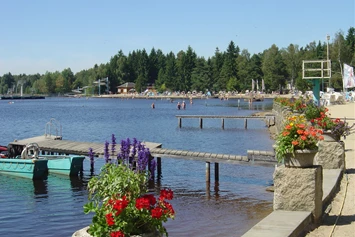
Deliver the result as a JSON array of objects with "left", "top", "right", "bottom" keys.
[
  {"left": 142, "top": 194, "right": 156, "bottom": 206},
  {"left": 151, "top": 207, "right": 163, "bottom": 219},
  {"left": 297, "top": 129, "right": 304, "bottom": 135},
  {"left": 291, "top": 140, "right": 299, "bottom": 146},
  {"left": 282, "top": 131, "right": 290, "bottom": 136},
  {"left": 106, "top": 213, "right": 115, "bottom": 226},
  {"left": 300, "top": 135, "right": 307, "bottom": 141},
  {"left": 160, "top": 189, "right": 174, "bottom": 200},
  {"left": 135, "top": 197, "right": 151, "bottom": 210},
  {"left": 110, "top": 231, "right": 125, "bottom": 237},
  {"left": 113, "top": 196, "right": 129, "bottom": 215},
  {"left": 161, "top": 201, "right": 175, "bottom": 216}
]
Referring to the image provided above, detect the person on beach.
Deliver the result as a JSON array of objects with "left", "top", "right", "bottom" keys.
[{"left": 177, "top": 102, "right": 181, "bottom": 110}]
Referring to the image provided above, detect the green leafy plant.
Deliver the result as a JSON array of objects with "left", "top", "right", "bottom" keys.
[
  {"left": 84, "top": 137, "right": 175, "bottom": 237},
  {"left": 304, "top": 103, "right": 327, "bottom": 121},
  {"left": 290, "top": 97, "right": 306, "bottom": 113},
  {"left": 275, "top": 115, "right": 324, "bottom": 163}
]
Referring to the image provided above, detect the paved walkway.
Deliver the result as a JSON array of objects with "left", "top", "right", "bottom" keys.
[{"left": 306, "top": 103, "right": 355, "bottom": 237}]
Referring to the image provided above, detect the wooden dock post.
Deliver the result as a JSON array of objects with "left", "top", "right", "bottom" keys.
[
  {"left": 178, "top": 118, "right": 182, "bottom": 128},
  {"left": 244, "top": 118, "right": 248, "bottom": 129},
  {"left": 206, "top": 181, "right": 211, "bottom": 199},
  {"left": 199, "top": 118, "right": 203, "bottom": 129},
  {"left": 215, "top": 163, "right": 219, "bottom": 182},
  {"left": 221, "top": 118, "right": 224, "bottom": 129},
  {"left": 157, "top": 157, "right": 162, "bottom": 180},
  {"left": 206, "top": 162, "right": 210, "bottom": 182}
]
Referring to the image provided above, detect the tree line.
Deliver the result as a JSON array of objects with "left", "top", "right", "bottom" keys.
[{"left": 1, "top": 27, "right": 354, "bottom": 96}]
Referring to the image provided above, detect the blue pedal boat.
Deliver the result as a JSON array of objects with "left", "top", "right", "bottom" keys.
[
  {"left": 0, "top": 157, "right": 48, "bottom": 180},
  {"left": 20, "top": 143, "right": 85, "bottom": 176},
  {"left": 3, "top": 143, "right": 85, "bottom": 177},
  {"left": 40, "top": 155, "right": 85, "bottom": 176}
]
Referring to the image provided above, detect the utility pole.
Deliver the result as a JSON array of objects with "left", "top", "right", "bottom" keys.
[{"left": 327, "top": 34, "right": 330, "bottom": 88}]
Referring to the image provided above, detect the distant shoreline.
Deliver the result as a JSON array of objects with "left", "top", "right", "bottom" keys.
[{"left": 90, "top": 93, "right": 294, "bottom": 100}]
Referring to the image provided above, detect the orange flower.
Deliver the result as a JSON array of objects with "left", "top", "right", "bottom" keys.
[
  {"left": 282, "top": 131, "right": 290, "bottom": 136},
  {"left": 285, "top": 125, "right": 292, "bottom": 130},
  {"left": 318, "top": 135, "right": 324, "bottom": 140},
  {"left": 300, "top": 135, "right": 307, "bottom": 140},
  {"left": 296, "top": 124, "right": 305, "bottom": 129},
  {"left": 297, "top": 129, "right": 304, "bottom": 135},
  {"left": 291, "top": 140, "right": 299, "bottom": 146}
]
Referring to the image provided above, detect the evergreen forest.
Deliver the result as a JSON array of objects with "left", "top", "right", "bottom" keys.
[{"left": 1, "top": 27, "right": 354, "bottom": 96}]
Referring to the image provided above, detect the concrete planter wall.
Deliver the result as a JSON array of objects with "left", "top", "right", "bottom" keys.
[{"left": 273, "top": 166, "right": 323, "bottom": 223}]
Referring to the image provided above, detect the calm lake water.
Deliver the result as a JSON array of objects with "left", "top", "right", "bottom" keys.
[{"left": 0, "top": 97, "right": 275, "bottom": 237}]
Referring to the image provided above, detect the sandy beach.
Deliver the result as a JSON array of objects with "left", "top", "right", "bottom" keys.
[{"left": 305, "top": 102, "right": 355, "bottom": 237}]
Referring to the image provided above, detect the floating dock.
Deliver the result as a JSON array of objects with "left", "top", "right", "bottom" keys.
[
  {"left": 1, "top": 95, "right": 45, "bottom": 100},
  {"left": 176, "top": 115, "right": 276, "bottom": 128}
]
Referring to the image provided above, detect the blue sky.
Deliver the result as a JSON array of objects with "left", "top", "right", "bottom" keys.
[{"left": 0, "top": 0, "right": 354, "bottom": 75}]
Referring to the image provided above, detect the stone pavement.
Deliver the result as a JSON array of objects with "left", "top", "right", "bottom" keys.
[{"left": 305, "top": 103, "right": 355, "bottom": 237}]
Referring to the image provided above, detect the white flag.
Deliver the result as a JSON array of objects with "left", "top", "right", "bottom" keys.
[{"left": 343, "top": 64, "right": 355, "bottom": 88}]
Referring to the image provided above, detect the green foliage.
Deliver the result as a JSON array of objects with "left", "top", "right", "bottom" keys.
[{"left": 304, "top": 103, "right": 325, "bottom": 121}]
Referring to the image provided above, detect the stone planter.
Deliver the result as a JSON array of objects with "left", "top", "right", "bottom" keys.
[
  {"left": 284, "top": 149, "right": 317, "bottom": 168},
  {"left": 72, "top": 226, "right": 162, "bottom": 237}
]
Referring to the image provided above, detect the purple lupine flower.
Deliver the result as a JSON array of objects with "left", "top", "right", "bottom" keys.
[
  {"left": 111, "top": 134, "right": 116, "bottom": 156},
  {"left": 131, "top": 138, "right": 138, "bottom": 158},
  {"left": 137, "top": 141, "right": 143, "bottom": 151},
  {"left": 137, "top": 149, "right": 149, "bottom": 172},
  {"left": 88, "top": 147, "right": 95, "bottom": 171},
  {"left": 104, "top": 140, "right": 110, "bottom": 163},
  {"left": 120, "top": 139, "right": 127, "bottom": 160}
]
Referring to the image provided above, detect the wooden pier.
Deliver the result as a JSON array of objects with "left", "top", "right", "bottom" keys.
[
  {"left": 7, "top": 135, "right": 276, "bottom": 183},
  {"left": 8, "top": 135, "right": 162, "bottom": 157},
  {"left": 176, "top": 115, "right": 275, "bottom": 129}
]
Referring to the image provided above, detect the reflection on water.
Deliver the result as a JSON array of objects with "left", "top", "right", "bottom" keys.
[{"left": 0, "top": 98, "right": 275, "bottom": 237}]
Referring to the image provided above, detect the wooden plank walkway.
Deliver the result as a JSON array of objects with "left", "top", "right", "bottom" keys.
[
  {"left": 8, "top": 136, "right": 276, "bottom": 165},
  {"left": 8, "top": 136, "right": 162, "bottom": 156},
  {"left": 149, "top": 147, "right": 249, "bottom": 164}
]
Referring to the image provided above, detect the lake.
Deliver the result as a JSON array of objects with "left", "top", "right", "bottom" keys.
[{"left": 0, "top": 97, "right": 275, "bottom": 237}]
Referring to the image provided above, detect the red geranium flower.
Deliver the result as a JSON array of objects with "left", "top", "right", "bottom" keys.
[
  {"left": 151, "top": 207, "right": 163, "bottom": 219},
  {"left": 106, "top": 213, "right": 115, "bottom": 226},
  {"left": 160, "top": 189, "right": 174, "bottom": 201},
  {"left": 110, "top": 231, "right": 125, "bottom": 237},
  {"left": 135, "top": 197, "right": 151, "bottom": 210}
]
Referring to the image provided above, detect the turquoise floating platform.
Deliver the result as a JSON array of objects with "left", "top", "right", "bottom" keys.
[
  {"left": 42, "top": 155, "right": 85, "bottom": 176},
  {"left": 0, "top": 158, "right": 48, "bottom": 180}
]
